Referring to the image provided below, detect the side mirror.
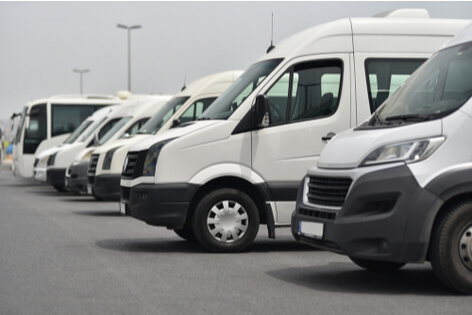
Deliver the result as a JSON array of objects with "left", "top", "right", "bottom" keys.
[
  {"left": 171, "top": 119, "right": 180, "bottom": 128},
  {"left": 254, "top": 95, "right": 270, "bottom": 128},
  {"left": 120, "top": 133, "right": 130, "bottom": 139}
]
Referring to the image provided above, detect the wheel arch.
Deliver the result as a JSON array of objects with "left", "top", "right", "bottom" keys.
[
  {"left": 187, "top": 176, "right": 273, "bottom": 228},
  {"left": 424, "top": 168, "right": 472, "bottom": 261}
]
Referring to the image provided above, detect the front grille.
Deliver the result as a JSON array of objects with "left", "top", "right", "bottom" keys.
[
  {"left": 122, "top": 151, "right": 147, "bottom": 179},
  {"left": 298, "top": 208, "right": 336, "bottom": 221},
  {"left": 87, "top": 154, "right": 99, "bottom": 184},
  {"left": 307, "top": 176, "right": 352, "bottom": 207}
]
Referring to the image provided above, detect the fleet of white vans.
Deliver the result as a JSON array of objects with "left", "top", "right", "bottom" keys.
[
  {"left": 7, "top": 9, "right": 472, "bottom": 295},
  {"left": 86, "top": 71, "right": 242, "bottom": 201},
  {"left": 43, "top": 94, "right": 172, "bottom": 191},
  {"left": 119, "top": 11, "right": 470, "bottom": 253},
  {"left": 33, "top": 105, "right": 116, "bottom": 183}
]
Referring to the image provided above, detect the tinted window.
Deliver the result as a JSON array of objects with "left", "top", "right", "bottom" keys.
[
  {"left": 51, "top": 104, "right": 105, "bottom": 137},
  {"left": 365, "top": 59, "right": 425, "bottom": 112},
  {"left": 23, "top": 104, "right": 47, "bottom": 154},
  {"left": 200, "top": 59, "right": 282, "bottom": 120},
  {"left": 374, "top": 43, "right": 472, "bottom": 125},
  {"left": 138, "top": 96, "right": 190, "bottom": 134},
  {"left": 266, "top": 60, "right": 342, "bottom": 125},
  {"left": 180, "top": 98, "right": 216, "bottom": 124}
]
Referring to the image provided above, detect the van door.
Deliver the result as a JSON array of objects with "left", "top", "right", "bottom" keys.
[{"left": 251, "top": 54, "right": 351, "bottom": 225}]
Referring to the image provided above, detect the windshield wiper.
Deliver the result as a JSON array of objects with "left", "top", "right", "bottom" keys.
[
  {"left": 197, "top": 117, "right": 211, "bottom": 121},
  {"left": 384, "top": 114, "right": 433, "bottom": 122}
]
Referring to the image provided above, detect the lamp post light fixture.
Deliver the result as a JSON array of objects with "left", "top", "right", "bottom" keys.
[
  {"left": 73, "top": 68, "right": 89, "bottom": 94},
  {"left": 117, "top": 23, "right": 142, "bottom": 92}
]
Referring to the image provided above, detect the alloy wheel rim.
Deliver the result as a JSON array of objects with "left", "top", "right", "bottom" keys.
[{"left": 206, "top": 200, "right": 249, "bottom": 243}]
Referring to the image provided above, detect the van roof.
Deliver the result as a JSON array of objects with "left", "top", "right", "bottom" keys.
[
  {"left": 176, "top": 70, "right": 243, "bottom": 98},
  {"left": 27, "top": 94, "right": 121, "bottom": 107},
  {"left": 258, "top": 10, "right": 470, "bottom": 62}
]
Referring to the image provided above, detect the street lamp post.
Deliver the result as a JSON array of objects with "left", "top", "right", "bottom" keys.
[
  {"left": 73, "top": 68, "right": 89, "bottom": 94},
  {"left": 117, "top": 24, "right": 142, "bottom": 92}
]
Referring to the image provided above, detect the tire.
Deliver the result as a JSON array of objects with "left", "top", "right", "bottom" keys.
[
  {"left": 192, "top": 188, "right": 260, "bottom": 252},
  {"left": 349, "top": 257, "right": 405, "bottom": 272},
  {"left": 430, "top": 200, "right": 472, "bottom": 294},
  {"left": 173, "top": 226, "right": 196, "bottom": 242},
  {"left": 54, "top": 185, "right": 67, "bottom": 192}
]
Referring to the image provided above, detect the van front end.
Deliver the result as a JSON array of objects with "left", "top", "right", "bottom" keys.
[
  {"left": 119, "top": 139, "right": 199, "bottom": 228},
  {"left": 292, "top": 163, "right": 440, "bottom": 264}
]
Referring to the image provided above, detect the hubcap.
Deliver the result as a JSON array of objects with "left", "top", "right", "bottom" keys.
[
  {"left": 206, "top": 200, "right": 249, "bottom": 243},
  {"left": 459, "top": 225, "right": 472, "bottom": 271}
]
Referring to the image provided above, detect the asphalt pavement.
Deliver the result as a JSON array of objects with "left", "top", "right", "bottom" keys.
[{"left": 1, "top": 162, "right": 471, "bottom": 315}]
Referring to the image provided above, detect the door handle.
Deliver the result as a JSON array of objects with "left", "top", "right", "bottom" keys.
[{"left": 322, "top": 132, "right": 336, "bottom": 141}]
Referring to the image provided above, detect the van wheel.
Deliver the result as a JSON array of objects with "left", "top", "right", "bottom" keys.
[
  {"left": 173, "top": 226, "right": 196, "bottom": 242},
  {"left": 430, "top": 201, "right": 472, "bottom": 294},
  {"left": 54, "top": 185, "right": 67, "bottom": 192},
  {"left": 349, "top": 257, "right": 405, "bottom": 271},
  {"left": 192, "top": 188, "right": 260, "bottom": 252}
]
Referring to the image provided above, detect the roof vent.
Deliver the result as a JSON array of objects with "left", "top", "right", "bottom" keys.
[
  {"left": 373, "top": 8, "right": 430, "bottom": 19},
  {"left": 116, "top": 90, "right": 132, "bottom": 100}
]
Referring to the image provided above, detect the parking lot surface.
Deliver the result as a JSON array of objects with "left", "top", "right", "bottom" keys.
[{"left": 1, "top": 163, "right": 471, "bottom": 314}]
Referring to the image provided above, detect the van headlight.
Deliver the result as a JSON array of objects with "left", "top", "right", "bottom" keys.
[
  {"left": 81, "top": 149, "right": 94, "bottom": 160},
  {"left": 103, "top": 147, "right": 121, "bottom": 170},
  {"left": 47, "top": 152, "right": 58, "bottom": 166},
  {"left": 361, "top": 137, "right": 445, "bottom": 166},
  {"left": 142, "top": 138, "right": 175, "bottom": 176}
]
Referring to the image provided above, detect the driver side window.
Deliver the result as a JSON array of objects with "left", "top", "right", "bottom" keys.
[{"left": 266, "top": 60, "right": 342, "bottom": 126}]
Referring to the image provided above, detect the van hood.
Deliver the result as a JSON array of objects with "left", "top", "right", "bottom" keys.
[
  {"left": 93, "top": 134, "right": 151, "bottom": 155},
  {"left": 317, "top": 120, "right": 443, "bottom": 169},
  {"left": 35, "top": 144, "right": 70, "bottom": 160},
  {"left": 129, "top": 120, "right": 222, "bottom": 152}
]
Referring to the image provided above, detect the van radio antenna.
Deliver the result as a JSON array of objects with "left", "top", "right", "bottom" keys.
[
  {"left": 181, "top": 69, "right": 187, "bottom": 91},
  {"left": 266, "top": 13, "right": 275, "bottom": 53}
]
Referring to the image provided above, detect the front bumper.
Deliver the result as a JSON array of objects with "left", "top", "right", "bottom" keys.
[
  {"left": 291, "top": 165, "right": 440, "bottom": 263},
  {"left": 47, "top": 167, "right": 67, "bottom": 188},
  {"left": 121, "top": 182, "right": 199, "bottom": 228},
  {"left": 94, "top": 174, "right": 121, "bottom": 201},
  {"left": 65, "top": 161, "right": 89, "bottom": 194},
  {"left": 33, "top": 166, "right": 47, "bottom": 182}
]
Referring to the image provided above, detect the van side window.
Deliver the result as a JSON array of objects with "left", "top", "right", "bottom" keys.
[
  {"left": 51, "top": 105, "right": 103, "bottom": 137},
  {"left": 365, "top": 59, "right": 425, "bottom": 112},
  {"left": 266, "top": 60, "right": 342, "bottom": 126},
  {"left": 98, "top": 118, "right": 120, "bottom": 139},
  {"left": 180, "top": 97, "right": 216, "bottom": 123},
  {"left": 125, "top": 118, "right": 149, "bottom": 136}
]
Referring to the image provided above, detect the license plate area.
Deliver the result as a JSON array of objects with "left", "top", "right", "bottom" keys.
[{"left": 299, "top": 221, "right": 324, "bottom": 239}]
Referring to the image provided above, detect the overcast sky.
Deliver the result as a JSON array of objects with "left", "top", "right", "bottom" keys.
[{"left": 1, "top": 1, "right": 472, "bottom": 126}]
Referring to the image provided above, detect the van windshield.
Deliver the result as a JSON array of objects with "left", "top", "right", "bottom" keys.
[
  {"left": 63, "top": 120, "right": 93, "bottom": 144},
  {"left": 372, "top": 42, "right": 472, "bottom": 126},
  {"left": 98, "top": 116, "right": 132, "bottom": 145},
  {"left": 137, "top": 96, "right": 190, "bottom": 134},
  {"left": 199, "top": 59, "right": 283, "bottom": 120}
]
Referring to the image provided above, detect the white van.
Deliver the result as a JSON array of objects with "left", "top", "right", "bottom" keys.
[
  {"left": 45, "top": 95, "right": 171, "bottom": 191},
  {"left": 13, "top": 94, "right": 121, "bottom": 178},
  {"left": 120, "top": 10, "right": 470, "bottom": 252},
  {"left": 85, "top": 71, "right": 242, "bottom": 201},
  {"left": 292, "top": 23, "right": 472, "bottom": 294},
  {"left": 33, "top": 106, "right": 116, "bottom": 182}
]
